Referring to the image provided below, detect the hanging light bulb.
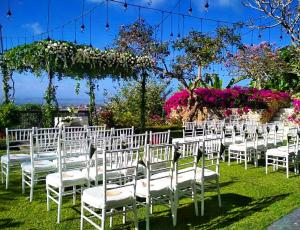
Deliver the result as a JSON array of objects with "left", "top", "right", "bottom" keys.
[
  {"left": 280, "top": 35, "right": 283, "bottom": 40},
  {"left": 177, "top": 33, "right": 181, "bottom": 39},
  {"left": 80, "top": 24, "right": 85, "bottom": 33},
  {"left": 204, "top": 0, "right": 209, "bottom": 10},
  {"left": 148, "top": 0, "right": 152, "bottom": 5},
  {"left": 170, "top": 31, "right": 173, "bottom": 37},
  {"left": 7, "top": 9, "right": 12, "bottom": 17},
  {"left": 105, "top": 23, "right": 110, "bottom": 31},
  {"left": 123, "top": 1, "right": 128, "bottom": 10},
  {"left": 258, "top": 33, "right": 261, "bottom": 39},
  {"left": 188, "top": 0, "right": 192, "bottom": 15}
]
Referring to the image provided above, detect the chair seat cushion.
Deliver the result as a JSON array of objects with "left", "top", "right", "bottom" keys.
[
  {"left": 1, "top": 154, "right": 30, "bottom": 164},
  {"left": 136, "top": 178, "right": 171, "bottom": 198},
  {"left": 229, "top": 142, "right": 255, "bottom": 151},
  {"left": 35, "top": 151, "right": 57, "bottom": 160},
  {"left": 21, "top": 160, "right": 56, "bottom": 173},
  {"left": 46, "top": 170, "right": 88, "bottom": 187},
  {"left": 82, "top": 184, "right": 134, "bottom": 209},
  {"left": 181, "top": 167, "right": 218, "bottom": 182},
  {"left": 52, "top": 155, "right": 87, "bottom": 167},
  {"left": 82, "top": 166, "right": 121, "bottom": 182},
  {"left": 266, "top": 147, "right": 294, "bottom": 157}
]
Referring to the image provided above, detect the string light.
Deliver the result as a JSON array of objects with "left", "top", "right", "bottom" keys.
[
  {"left": 123, "top": 0, "right": 128, "bottom": 10},
  {"left": 74, "top": 19, "right": 77, "bottom": 43},
  {"left": 81, "top": 0, "right": 85, "bottom": 32},
  {"left": 204, "top": 0, "right": 209, "bottom": 11},
  {"left": 188, "top": 0, "right": 192, "bottom": 15},
  {"left": 47, "top": 0, "right": 51, "bottom": 40},
  {"left": 7, "top": 0, "right": 12, "bottom": 18},
  {"left": 105, "top": 0, "right": 110, "bottom": 31},
  {"left": 89, "top": 13, "right": 92, "bottom": 47},
  {"left": 170, "top": 12, "right": 174, "bottom": 37},
  {"left": 280, "top": 24, "right": 283, "bottom": 40},
  {"left": 250, "top": 30, "right": 253, "bottom": 46},
  {"left": 160, "top": 11, "right": 164, "bottom": 43},
  {"left": 177, "top": 0, "right": 181, "bottom": 39}
]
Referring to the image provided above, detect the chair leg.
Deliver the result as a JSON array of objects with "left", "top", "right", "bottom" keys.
[
  {"left": 21, "top": 170, "right": 25, "bottom": 194},
  {"left": 46, "top": 183, "right": 50, "bottom": 211},
  {"left": 30, "top": 173, "right": 34, "bottom": 202},
  {"left": 5, "top": 163, "right": 9, "bottom": 189},
  {"left": 73, "top": 185, "right": 76, "bottom": 205},
  {"left": 244, "top": 151, "right": 248, "bottom": 170},
  {"left": 1, "top": 162, "right": 3, "bottom": 184},
  {"left": 80, "top": 201, "right": 84, "bottom": 230},
  {"left": 146, "top": 198, "right": 150, "bottom": 230},
  {"left": 286, "top": 157, "right": 289, "bottom": 179},
  {"left": 110, "top": 209, "right": 113, "bottom": 228},
  {"left": 172, "top": 190, "right": 178, "bottom": 226},
  {"left": 133, "top": 201, "right": 139, "bottom": 230},
  {"left": 201, "top": 183, "right": 205, "bottom": 216},
  {"left": 101, "top": 208, "right": 106, "bottom": 230},
  {"left": 265, "top": 155, "right": 268, "bottom": 174},
  {"left": 216, "top": 177, "right": 221, "bottom": 207},
  {"left": 57, "top": 187, "right": 62, "bottom": 223},
  {"left": 191, "top": 184, "right": 198, "bottom": 216},
  {"left": 122, "top": 207, "right": 126, "bottom": 224},
  {"left": 228, "top": 151, "right": 231, "bottom": 166}
]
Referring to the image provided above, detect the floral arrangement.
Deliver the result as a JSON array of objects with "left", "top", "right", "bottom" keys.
[
  {"left": 164, "top": 87, "right": 291, "bottom": 122},
  {"left": 67, "top": 106, "right": 79, "bottom": 116},
  {"left": 2, "top": 39, "right": 153, "bottom": 79},
  {"left": 61, "top": 116, "right": 73, "bottom": 123},
  {"left": 288, "top": 99, "right": 300, "bottom": 124}
]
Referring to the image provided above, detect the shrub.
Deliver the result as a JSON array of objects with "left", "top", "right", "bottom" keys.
[
  {"left": 165, "top": 87, "right": 291, "bottom": 122},
  {"left": 0, "top": 103, "right": 21, "bottom": 130}
]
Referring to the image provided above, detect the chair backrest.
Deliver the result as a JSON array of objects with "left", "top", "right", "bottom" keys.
[
  {"left": 112, "top": 127, "right": 134, "bottom": 137},
  {"left": 33, "top": 127, "right": 60, "bottom": 160},
  {"left": 201, "top": 138, "right": 221, "bottom": 174},
  {"left": 101, "top": 148, "right": 139, "bottom": 204},
  {"left": 149, "top": 130, "right": 170, "bottom": 145},
  {"left": 57, "top": 130, "right": 90, "bottom": 175},
  {"left": 173, "top": 141, "right": 199, "bottom": 185},
  {"left": 62, "top": 126, "right": 87, "bottom": 140},
  {"left": 86, "top": 125, "right": 106, "bottom": 138},
  {"left": 183, "top": 122, "right": 196, "bottom": 137},
  {"left": 128, "top": 132, "right": 148, "bottom": 148},
  {"left": 144, "top": 144, "right": 174, "bottom": 194},
  {"left": 6, "top": 128, "right": 34, "bottom": 159}
]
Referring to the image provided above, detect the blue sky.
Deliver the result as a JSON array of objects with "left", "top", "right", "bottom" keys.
[{"left": 0, "top": 0, "right": 291, "bottom": 105}]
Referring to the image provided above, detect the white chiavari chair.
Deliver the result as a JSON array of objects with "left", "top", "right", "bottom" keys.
[
  {"left": 149, "top": 130, "right": 170, "bottom": 145},
  {"left": 266, "top": 126, "right": 299, "bottom": 178},
  {"left": 171, "top": 141, "right": 199, "bottom": 223},
  {"left": 46, "top": 131, "right": 90, "bottom": 223},
  {"left": 183, "top": 121, "right": 196, "bottom": 137},
  {"left": 112, "top": 127, "right": 134, "bottom": 137},
  {"left": 136, "top": 144, "right": 176, "bottom": 230},
  {"left": 228, "top": 127, "right": 257, "bottom": 170},
  {"left": 21, "top": 128, "right": 59, "bottom": 201},
  {"left": 80, "top": 148, "right": 139, "bottom": 230},
  {"left": 1, "top": 128, "right": 33, "bottom": 189}
]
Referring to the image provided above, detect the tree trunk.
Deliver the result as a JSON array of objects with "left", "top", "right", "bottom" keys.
[
  {"left": 44, "top": 70, "right": 58, "bottom": 127},
  {"left": 140, "top": 72, "right": 147, "bottom": 132},
  {"left": 87, "top": 76, "right": 96, "bottom": 125},
  {"left": 1, "top": 65, "right": 11, "bottom": 104},
  {"left": 186, "top": 64, "right": 202, "bottom": 121}
]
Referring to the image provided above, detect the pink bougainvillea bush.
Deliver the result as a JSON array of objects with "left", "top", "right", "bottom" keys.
[
  {"left": 164, "top": 87, "right": 291, "bottom": 122},
  {"left": 288, "top": 99, "right": 300, "bottom": 124}
]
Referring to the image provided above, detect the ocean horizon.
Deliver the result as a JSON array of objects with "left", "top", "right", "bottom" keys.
[{"left": 13, "top": 97, "right": 105, "bottom": 106}]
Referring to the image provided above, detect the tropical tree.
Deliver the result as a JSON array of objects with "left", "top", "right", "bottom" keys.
[
  {"left": 226, "top": 42, "right": 300, "bottom": 93},
  {"left": 113, "top": 19, "right": 169, "bottom": 131},
  {"left": 244, "top": 0, "right": 300, "bottom": 47},
  {"left": 163, "top": 27, "right": 240, "bottom": 121}
]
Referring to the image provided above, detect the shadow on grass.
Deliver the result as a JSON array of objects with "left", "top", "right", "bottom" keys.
[
  {"left": 132, "top": 193, "right": 290, "bottom": 230},
  {"left": 0, "top": 218, "right": 24, "bottom": 229}
]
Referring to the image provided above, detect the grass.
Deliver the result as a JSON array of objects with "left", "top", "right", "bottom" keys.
[{"left": 1, "top": 152, "right": 300, "bottom": 230}]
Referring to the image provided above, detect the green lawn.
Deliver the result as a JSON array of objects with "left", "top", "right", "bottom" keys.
[{"left": 1, "top": 154, "right": 300, "bottom": 230}]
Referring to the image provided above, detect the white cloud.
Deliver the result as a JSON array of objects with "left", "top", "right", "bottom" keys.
[{"left": 23, "top": 22, "right": 43, "bottom": 35}]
